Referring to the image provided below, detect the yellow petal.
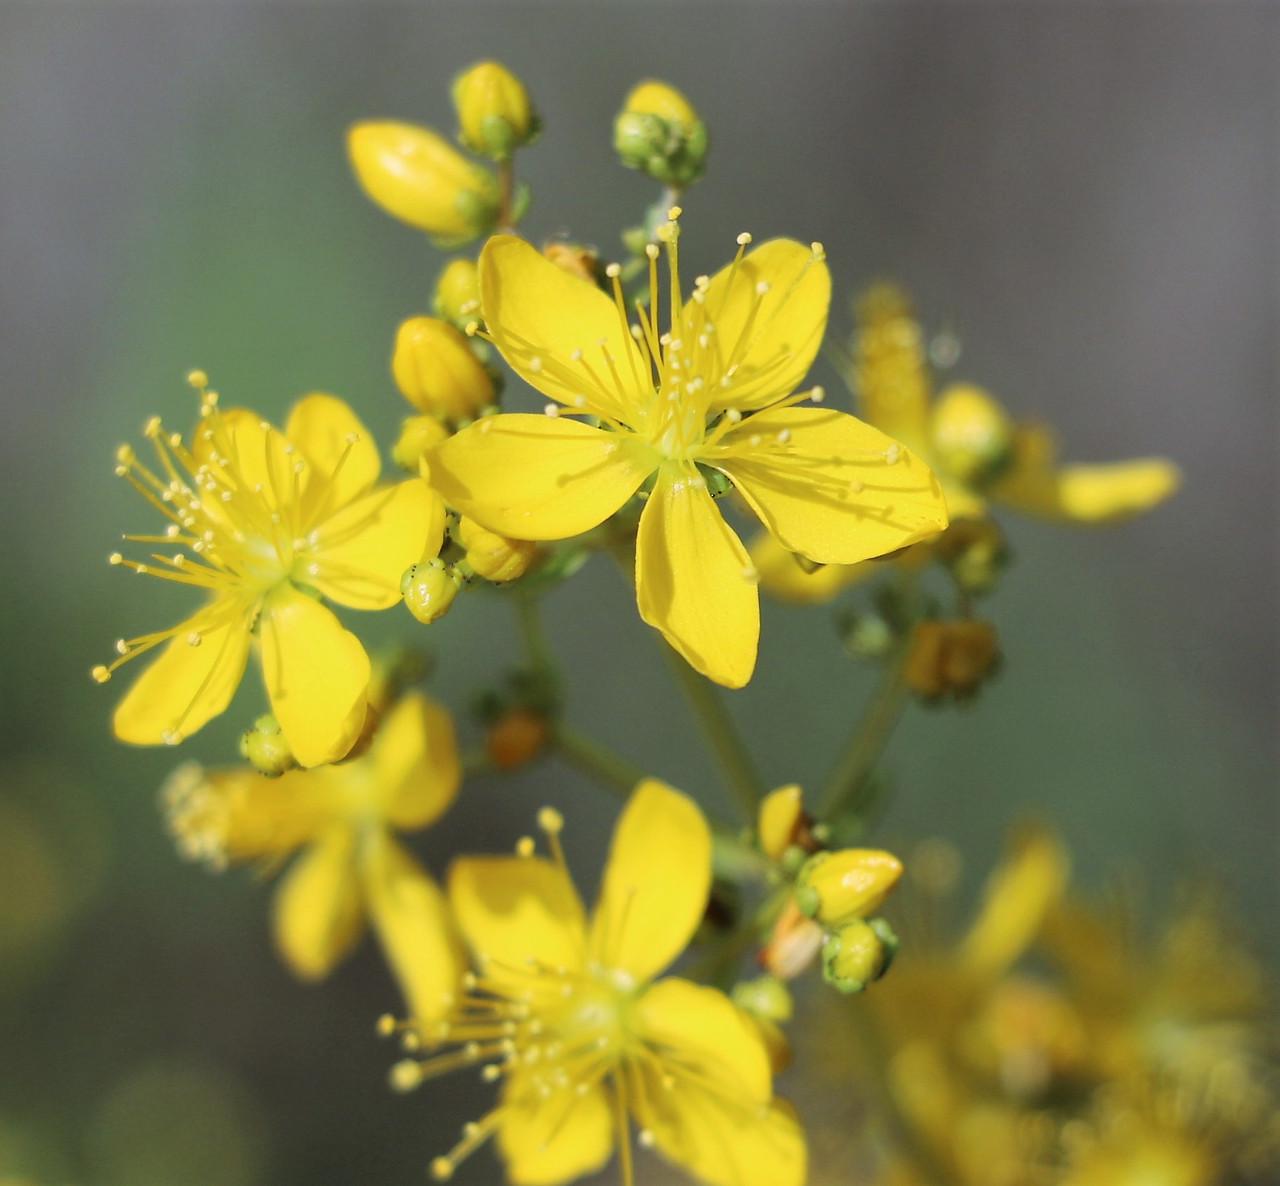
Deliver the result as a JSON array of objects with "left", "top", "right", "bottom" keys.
[
  {"left": 635, "top": 465, "right": 759, "bottom": 688},
  {"left": 757, "top": 784, "right": 804, "bottom": 862},
  {"left": 497, "top": 1074, "right": 613, "bottom": 1186},
  {"left": 307, "top": 478, "right": 441, "bottom": 609},
  {"left": 191, "top": 407, "right": 299, "bottom": 514},
  {"left": 637, "top": 1089, "right": 806, "bottom": 1186},
  {"left": 749, "top": 531, "right": 869, "bottom": 606},
  {"left": 480, "top": 234, "right": 648, "bottom": 421},
  {"left": 716, "top": 407, "right": 949, "bottom": 565},
  {"left": 960, "top": 824, "right": 1069, "bottom": 979},
  {"left": 371, "top": 692, "right": 460, "bottom": 831},
  {"left": 588, "top": 781, "right": 711, "bottom": 982},
  {"left": 260, "top": 586, "right": 370, "bottom": 768},
  {"left": 272, "top": 827, "right": 365, "bottom": 980},
  {"left": 285, "top": 392, "right": 381, "bottom": 507},
  {"left": 698, "top": 239, "right": 830, "bottom": 413},
  {"left": 994, "top": 426, "right": 1180, "bottom": 522},
  {"left": 363, "top": 835, "right": 465, "bottom": 1024},
  {"left": 431, "top": 414, "right": 654, "bottom": 540},
  {"left": 113, "top": 603, "right": 252, "bottom": 747},
  {"left": 447, "top": 855, "right": 586, "bottom": 979}
]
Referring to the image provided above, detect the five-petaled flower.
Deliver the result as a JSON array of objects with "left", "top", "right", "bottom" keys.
[
  {"left": 389, "top": 779, "right": 806, "bottom": 1186},
  {"left": 95, "top": 384, "right": 442, "bottom": 766},
  {"left": 163, "top": 691, "right": 465, "bottom": 1022},
  {"left": 430, "top": 216, "right": 949, "bottom": 688}
]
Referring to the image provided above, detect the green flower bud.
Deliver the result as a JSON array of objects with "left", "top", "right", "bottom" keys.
[
  {"left": 238, "top": 714, "right": 295, "bottom": 778},
  {"left": 731, "top": 975, "right": 794, "bottom": 1023},
  {"left": 433, "top": 258, "right": 481, "bottom": 329},
  {"left": 822, "top": 917, "right": 899, "bottom": 994},
  {"left": 613, "top": 80, "right": 708, "bottom": 187},
  {"left": 452, "top": 61, "right": 539, "bottom": 161}
]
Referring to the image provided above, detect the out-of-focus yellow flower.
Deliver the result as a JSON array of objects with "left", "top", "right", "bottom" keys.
[
  {"left": 455, "top": 515, "right": 538, "bottom": 582},
  {"left": 430, "top": 217, "right": 947, "bottom": 687},
  {"left": 433, "top": 258, "right": 482, "bottom": 329},
  {"left": 452, "top": 60, "right": 538, "bottom": 160},
  {"left": 853, "top": 283, "right": 1180, "bottom": 525},
  {"left": 94, "top": 385, "right": 440, "bottom": 767},
  {"left": 348, "top": 121, "right": 500, "bottom": 245},
  {"left": 392, "top": 316, "right": 497, "bottom": 423},
  {"left": 163, "top": 693, "right": 465, "bottom": 1022},
  {"left": 389, "top": 781, "right": 806, "bottom": 1186},
  {"left": 614, "top": 80, "right": 708, "bottom": 186}
]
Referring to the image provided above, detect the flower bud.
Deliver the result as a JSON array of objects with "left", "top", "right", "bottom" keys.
[
  {"left": 614, "top": 80, "right": 708, "bottom": 187},
  {"left": 486, "top": 708, "right": 550, "bottom": 771},
  {"left": 934, "top": 518, "right": 1009, "bottom": 596},
  {"left": 347, "top": 121, "right": 500, "bottom": 245},
  {"left": 929, "top": 383, "right": 1015, "bottom": 486},
  {"left": 392, "top": 316, "right": 496, "bottom": 422},
  {"left": 542, "top": 241, "right": 601, "bottom": 284},
  {"left": 731, "top": 975, "right": 793, "bottom": 1023},
  {"left": 760, "top": 898, "right": 825, "bottom": 981},
  {"left": 794, "top": 848, "right": 903, "bottom": 926},
  {"left": 238, "top": 713, "right": 295, "bottom": 778},
  {"left": 822, "top": 917, "right": 898, "bottom": 994},
  {"left": 757, "top": 784, "right": 805, "bottom": 862},
  {"left": 452, "top": 60, "right": 538, "bottom": 160},
  {"left": 903, "top": 619, "right": 1001, "bottom": 702},
  {"left": 433, "top": 258, "right": 482, "bottom": 329},
  {"left": 392, "top": 415, "right": 450, "bottom": 473},
  {"left": 455, "top": 515, "right": 538, "bottom": 583},
  {"left": 401, "top": 559, "right": 462, "bottom": 625}
]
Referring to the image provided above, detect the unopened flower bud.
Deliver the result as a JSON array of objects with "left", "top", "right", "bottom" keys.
[
  {"left": 761, "top": 898, "right": 825, "bottom": 980},
  {"left": 392, "top": 415, "right": 450, "bottom": 473},
  {"left": 614, "top": 80, "right": 708, "bottom": 187},
  {"left": 731, "top": 975, "right": 794, "bottom": 1023},
  {"left": 401, "top": 559, "right": 462, "bottom": 625},
  {"left": 433, "top": 258, "right": 482, "bottom": 329},
  {"left": 794, "top": 848, "right": 903, "bottom": 926},
  {"left": 929, "top": 383, "right": 1015, "bottom": 486},
  {"left": 757, "top": 784, "right": 805, "bottom": 862},
  {"left": 238, "top": 713, "right": 295, "bottom": 778},
  {"left": 542, "top": 241, "right": 601, "bottom": 284},
  {"left": 486, "top": 708, "right": 550, "bottom": 771},
  {"left": 904, "top": 619, "right": 1001, "bottom": 701},
  {"left": 455, "top": 515, "right": 538, "bottom": 583},
  {"left": 452, "top": 61, "right": 538, "bottom": 161},
  {"left": 935, "top": 518, "right": 1009, "bottom": 596},
  {"left": 392, "top": 316, "right": 496, "bottom": 422},
  {"left": 822, "top": 917, "right": 898, "bottom": 994},
  {"left": 347, "top": 121, "right": 500, "bottom": 245}
]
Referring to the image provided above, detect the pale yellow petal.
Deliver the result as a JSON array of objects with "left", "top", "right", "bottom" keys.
[
  {"left": 285, "top": 392, "right": 380, "bottom": 507},
  {"left": 430, "top": 414, "right": 654, "bottom": 540},
  {"left": 497, "top": 1074, "right": 614, "bottom": 1186},
  {"left": 699, "top": 239, "right": 830, "bottom": 413},
  {"left": 588, "top": 781, "right": 712, "bottom": 982},
  {"left": 480, "top": 234, "right": 649, "bottom": 420},
  {"left": 363, "top": 836, "right": 465, "bottom": 1024},
  {"left": 749, "top": 531, "right": 869, "bottom": 606},
  {"left": 447, "top": 856, "right": 586, "bottom": 979},
  {"left": 715, "top": 407, "right": 949, "bottom": 565},
  {"left": 960, "top": 824, "right": 1069, "bottom": 979},
  {"left": 307, "top": 478, "right": 441, "bottom": 609},
  {"left": 113, "top": 603, "right": 252, "bottom": 747},
  {"left": 260, "top": 586, "right": 370, "bottom": 768},
  {"left": 992, "top": 425, "right": 1180, "bottom": 523},
  {"left": 371, "top": 692, "right": 460, "bottom": 831},
  {"left": 635, "top": 465, "right": 759, "bottom": 689},
  {"left": 272, "top": 827, "right": 365, "bottom": 981}
]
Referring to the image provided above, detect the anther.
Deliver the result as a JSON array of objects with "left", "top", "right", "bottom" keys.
[
  {"left": 639, "top": 1128, "right": 656, "bottom": 1148},
  {"left": 390, "top": 1060, "right": 424, "bottom": 1092},
  {"left": 515, "top": 836, "right": 535, "bottom": 858},
  {"left": 810, "top": 241, "right": 826, "bottom": 260},
  {"left": 429, "top": 1157, "right": 454, "bottom": 1181},
  {"left": 376, "top": 1014, "right": 398, "bottom": 1037},
  {"left": 91, "top": 665, "right": 111, "bottom": 684},
  {"left": 736, "top": 232, "right": 753, "bottom": 246},
  {"left": 645, "top": 243, "right": 660, "bottom": 260},
  {"left": 543, "top": 404, "right": 560, "bottom": 418},
  {"left": 464, "top": 321, "right": 480, "bottom": 337},
  {"left": 884, "top": 444, "right": 901, "bottom": 465},
  {"left": 537, "top": 807, "right": 564, "bottom": 834},
  {"left": 811, "top": 386, "right": 826, "bottom": 403},
  {"left": 186, "top": 369, "right": 209, "bottom": 389},
  {"left": 605, "top": 263, "right": 622, "bottom": 278},
  {"left": 777, "top": 429, "right": 792, "bottom": 444},
  {"left": 755, "top": 281, "right": 770, "bottom": 296},
  {"left": 529, "top": 356, "right": 543, "bottom": 372}
]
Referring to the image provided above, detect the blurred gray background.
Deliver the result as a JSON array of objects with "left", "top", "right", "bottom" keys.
[{"left": 1, "top": 3, "right": 1276, "bottom": 1185}]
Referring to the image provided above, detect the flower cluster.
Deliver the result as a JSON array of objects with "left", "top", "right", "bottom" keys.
[{"left": 88, "top": 56, "right": 1269, "bottom": 1186}]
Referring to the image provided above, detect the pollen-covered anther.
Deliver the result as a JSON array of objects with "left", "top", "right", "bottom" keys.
[
  {"left": 186, "top": 632, "right": 202, "bottom": 647},
  {"left": 811, "top": 385, "right": 826, "bottom": 403},
  {"left": 543, "top": 404, "right": 559, "bottom": 418},
  {"left": 605, "top": 263, "right": 622, "bottom": 279},
  {"left": 645, "top": 243, "right": 660, "bottom": 261},
  {"left": 390, "top": 1059, "right": 425, "bottom": 1092},
  {"left": 755, "top": 281, "right": 770, "bottom": 296},
  {"left": 667, "top": 205, "right": 682, "bottom": 220},
  {"left": 515, "top": 836, "right": 535, "bottom": 857},
  {"left": 186, "top": 369, "right": 209, "bottom": 389},
  {"left": 777, "top": 429, "right": 792, "bottom": 445},
  {"left": 736, "top": 232, "right": 753, "bottom": 246},
  {"left": 536, "top": 806, "right": 564, "bottom": 834},
  {"left": 810, "top": 241, "right": 826, "bottom": 260},
  {"left": 91, "top": 665, "right": 111, "bottom": 684},
  {"left": 884, "top": 444, "right": 901, "bottom": 465}
]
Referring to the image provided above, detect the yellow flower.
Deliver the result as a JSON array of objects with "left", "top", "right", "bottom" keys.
[
  {"left": 348, "top": 121, "right": 500, "bottom": 245},
  {"left": 430, "top": 219, "right": 948, "bottom": 687},
  {"left": 94, "top": 385, "right": 441, "bottom": 767},
  {"left": 452, "top": 60, "right": 538, "bottom": 161},
  {"left": 853, "top": 283, "right": 1180, "bottom": 524},
  {"left": 162, "top": 692, "right": 465, "bottom": 1023},
  {"left": 392, "top": 780, "right": 806, "bottom": 1186}
]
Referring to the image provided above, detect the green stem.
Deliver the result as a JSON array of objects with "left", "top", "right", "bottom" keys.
[
  {"left": 818, "top": 638, "right": 913, "bottom": 819},
  {"left": 661, "top": 644, "right": 762, "bottom": 821},
  {"left": 514, "top": 589, "right": 553, "bottom": 674},
  {"left": 497, "top": 159, "right": 516, "bottom": 231},
  {"left": 552, "top": 725, "right": 643, "bottom": 799}
]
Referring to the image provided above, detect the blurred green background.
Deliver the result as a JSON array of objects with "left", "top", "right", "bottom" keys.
[{"left": 1, "top": 3, "right": 1275, "bottom": 1184}]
